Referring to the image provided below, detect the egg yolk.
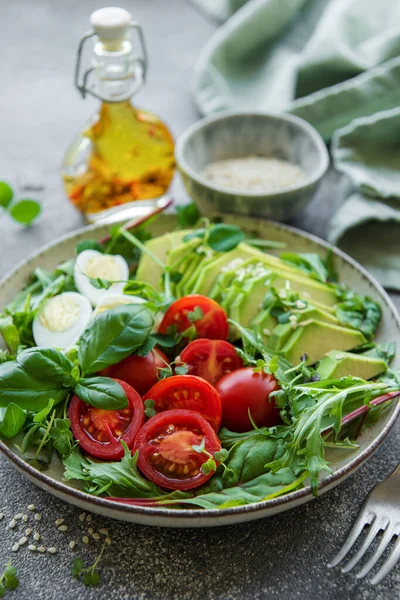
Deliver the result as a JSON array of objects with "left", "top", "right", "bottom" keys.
[
  {"left": 39, "top": 295, "right": 81, "bottom": 332},
  {"left": 84, "top": 255, "right": 123, "bottom": 281}
]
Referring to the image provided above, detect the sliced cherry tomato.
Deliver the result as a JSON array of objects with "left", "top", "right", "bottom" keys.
[
  {"left": 143, "top": 374, "right": 222, "bottom": 431},
  {"left": 69, "top": 379, "right": 144, "bottom": 460},
  {"left": 134, "top": 409, "right": 221, "bottom": 490},
  {"left": 216, "top": 368, "right": 281, "bottom": 432},
  {"left": 100, "top": 349, "right": 169, "bottom": 396},
  {"left": 178, "top": 339, "right": 243, "bottom": 386},
  {"left": 159, "top": 295, "right": 228, "bottom": 340}
]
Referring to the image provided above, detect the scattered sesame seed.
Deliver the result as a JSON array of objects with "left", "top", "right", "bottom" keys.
[
  {"left": 37, "top": 546, "right": 46, "bottom": 553},
  {"left": 14, "top": 513, "right": 23, "bottom": 520},
  {"left": 79, "top": 512, "right": 86, "bottom": 522},
  {"left": 9, "top": 520, "right": 16, "bottom": 529},
  {"left": 58, "top": 525, "right": 68, "bottom": 532},
  {"left": 28, "top": 545, "right": 36, "bottom": 551},
  {"left": 0, "top": 513, "right": 4, "bottom": 521},
  {"left": 25, "top": 528, "right": 32, "bottom": 536},
  {"left": 19, "top": 536, "right": 28, "bottom": 546},
  {"left": 335, "top": 353, "right": 345, "bottom": 360},
  {"left": 34, "top": 533, "right": 40, "bottom": 542},
  {"left": 22, "top": 514, "right": 28, "bottom": 523},
  {"left": 86, "top": 514, "right": 92, "bottom": 522},
  {"left": 82, "top": 536, "right": 89, "bottom": 544},
  {"left": 88, "top": 527, "right": 94, "bottom": 535},
  {"left": 48, "top": 547, "right": 57, "bottom": 554},
  {"left": 55, "top": 518, "right": 64, "bottom": 526},
  {"left": 105, "top": 537, "right": 112, "bottom": 546},
  {"left": 99, "top": 528, "right": 108, "bottom": 535},
  {"left": 11, "top": 543, "right": 19, "bottom": 552},
  {"left": 28, "top": 504, "right": 35, "bottom": 511},
  {"left": 69, "top": 540, "right": 76, "bottom": 550},
  {"left": 92, "top": 533, "right": 100, "bottom": 540},
  {"left": 34, "top": 513, "right": 42, "bottom": 521}
]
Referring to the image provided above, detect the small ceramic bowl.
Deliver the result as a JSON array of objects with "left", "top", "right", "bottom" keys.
[{"left": 175, "top": 111, "right": 329, "bottom": 221}]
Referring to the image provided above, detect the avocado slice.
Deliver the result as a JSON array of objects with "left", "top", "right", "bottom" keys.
[
  {"left": 317, "top": 350, "right": 387, "bottom": 380},
  {"left": 136, "top": 230, "right": 192, "bottom": 289},
  {"left": 293, "top": 306, "right": 340, "bottom": 326},
  {"left": 175, "top": 252, "right": 204, "bottom": 297},
  {"left": 192, "top": 244, "right": 316, "bottom": 297},
  {"left": 183, "top": 253, "right": 219, "bottom": 296},
  {"left": 280, "top": 320, "right": 367, "bottom": 366},
  {"left": 267, "top": 323, "right": 295, "bottom": 351}
]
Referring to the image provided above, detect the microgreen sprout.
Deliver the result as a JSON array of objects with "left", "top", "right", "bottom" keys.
[
  {"left": 0, "top": 561, "right": 19, "bottom": 597},
  {"left": 72, "top": 541, "right": 108, "bottom": 587},
  {"left": 144, "top": 399, "right": 156, "bottom": 418},
  {"left": 192, "top": 437, "right": 231, "bottom": 477}
]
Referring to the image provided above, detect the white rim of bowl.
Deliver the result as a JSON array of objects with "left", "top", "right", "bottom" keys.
[{"left": 175, "top": 110, "right": 330, "bottom": 198}]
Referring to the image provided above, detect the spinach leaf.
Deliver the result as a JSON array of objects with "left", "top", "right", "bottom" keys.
[
  {"left": 63, "top": 443, "right": 163, "bottom": 498},
  {"left": 78, "top": 304, "right": 154, "bottom": 374},
  {"left": 0, "top": 403, "right": 26, "bottom": 439},
  {"left": 73, "top": 377, "right": 128, "bottom": 410},
  {"left": 334, "top": 288, "right": 382, "bottom": 338},
  {"left": 207, "top": 224, "right": 245, "bottom": 252},
  {"left": 175, "top": 203, "right": 201, "bottom": 229},
  {"left": 0, "top": 315, "right": 20, "bottom": 354}
]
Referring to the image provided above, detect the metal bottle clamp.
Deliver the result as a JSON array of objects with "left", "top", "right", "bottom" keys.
[{"left": 74, "top": 22, "right": 148, "bottom": 102}]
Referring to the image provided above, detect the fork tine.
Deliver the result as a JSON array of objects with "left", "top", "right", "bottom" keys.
[
  {"left": 341, "top": 517, "right": 387, "bottom": 573},
  {"left": 356, "top": 524, "right": 396, "bottom": 579},
  {"left": 370, "top": 532, "right": 400, "bottom": 585},
  {"left": 328, "top": 510, "right": 374, "bottom": 568}
]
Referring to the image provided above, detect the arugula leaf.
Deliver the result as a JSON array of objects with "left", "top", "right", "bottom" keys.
[
  {"left": 334, "top": 287, "right": 382, "bottom": 338},
  {"left": 73, "top": 377, "right": 128, "bottom": 410},
  {"left": 0, "top": 403, "right": 26, "bottom": 439},
  {"left": 78, "top": 304, "right": 154, "bottom": 374},
  {"left": 175, "top": 203, "right": 201, "bottom": 229},
  {"left": 63, "top": 443, "right": 163, "bottom": 498},
  {"left": 280, "top": 251, "right": 336, "bottom": 283}
]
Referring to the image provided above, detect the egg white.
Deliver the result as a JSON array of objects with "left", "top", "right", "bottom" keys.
[
  {"left": 74, "top": 250, "right": 129, "bottom": 306},
  {"left": 33, "top": 292, "right": 92, "bottom": 349},
  {"left": 93, "top": 293, "right": 146, "bottom": 317}
]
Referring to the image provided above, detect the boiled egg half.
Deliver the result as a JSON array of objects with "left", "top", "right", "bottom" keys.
[
  {"left": 74, "top": 250, "right": 129, "bottom": 306},
  {"left": 93, "top": 293, "right": 146, "bottom": 317},
  {"left": 33, "top": 292, "right": 92, "bottom": 349}
]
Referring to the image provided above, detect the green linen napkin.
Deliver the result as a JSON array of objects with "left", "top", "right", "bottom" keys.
[{"left": 192, "top": 0, "right": 400, "bottom": 289}]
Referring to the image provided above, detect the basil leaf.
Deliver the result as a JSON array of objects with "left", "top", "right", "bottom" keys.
[
  {"left": 0, "top": 403, "right": 26, "bottom": 439},
  {"left": 17, "top": 347, "right": 75, "bottom": 385},
  {"left": 207, "top": 224, "right": 245, "bottom": 252},
  {"left": 73, "top": 377, "right": 128, "bottom": 410},
  {"left": 0, "top": 360, "right": 68, "bottom": 410},
  {"left": 33, "top": 398, "right": 55, "bottom": 423},
  {"left": 0, "top": 315, "right": 20, "bottom": 354},
  {"left": 78, "top": 305, "right": 154, "bottom": 374}
]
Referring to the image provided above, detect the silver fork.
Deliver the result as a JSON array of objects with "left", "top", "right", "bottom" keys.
[{"left": 328, "top": 463, "right": 400, "bottom": 585}]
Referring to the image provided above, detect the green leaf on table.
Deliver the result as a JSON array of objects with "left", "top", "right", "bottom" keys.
[
  {"left": 9, "top": 199, "right": 41, "bottom": 225},
  {"left": 0, "top": 181, "right": 13, "bottom": 208},
  {"left": 0, "top": 403, "right": 26, "bottom": 439},
  {"left": 73, "top": 377, "right": 128, "bottom": 410},
  {"left": 78, "top": 304, "right": 154, "bottom": 374}
]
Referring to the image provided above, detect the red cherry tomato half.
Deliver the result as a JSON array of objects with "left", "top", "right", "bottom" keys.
[
  {"left": 143, "top": 374, "right": 222, "bottom": 432},
  {"left": 178, "top": 339, "right": 243, "bottom": 386},
  {"left": 159, "top": 295, "right": 228, "bottom": 340},
  {"left": 216, "top": 368, "right": 281, "bottom": 432},
  {"left": 100, "top": 349, "right": 169, "bottom": 397},
  {"left": 69, "top": 379, "right": 144, "bottom": 460},
  {"left": 134, "top": 409, "right": 221, "bottom": 490}
]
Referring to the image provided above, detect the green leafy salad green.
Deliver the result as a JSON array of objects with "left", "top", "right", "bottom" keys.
[{"left": 0, "top": 204, "right": 399, "bottom": 510}]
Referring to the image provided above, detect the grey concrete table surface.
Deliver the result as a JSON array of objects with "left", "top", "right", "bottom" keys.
[{"left": 1, "top": 1, "right": 399, "bottom": 599}]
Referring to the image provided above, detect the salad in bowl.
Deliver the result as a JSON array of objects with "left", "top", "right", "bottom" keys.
[{"left": 0, "top": 206, "right": 399, "bottom": 512}]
